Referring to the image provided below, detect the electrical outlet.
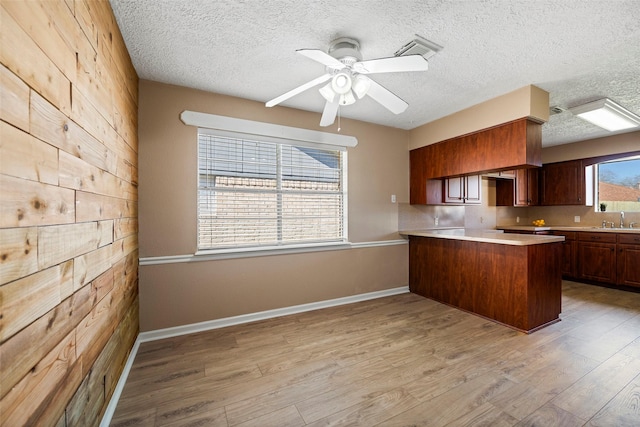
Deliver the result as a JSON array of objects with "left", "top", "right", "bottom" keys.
[
  {"left": 434, "top": 216, "right": 439, "bottom": 226},
  {"left": 516, "top": 216, "right": 520, "bottom": 223},
  {"left": 391, "top": 194, "right": 396, "bottom": 203},
  {"left": 574, "top": 216, "right": 581, "bottom": 223}
]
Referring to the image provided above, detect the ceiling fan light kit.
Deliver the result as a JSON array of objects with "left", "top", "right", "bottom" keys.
[{"left": 265, "top": 37, "right": 432, "bottom": 127}]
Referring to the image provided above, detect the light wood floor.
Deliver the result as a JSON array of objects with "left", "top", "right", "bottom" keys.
[{"left": 111, "top": 281, "right": 640, "bottom": 426}]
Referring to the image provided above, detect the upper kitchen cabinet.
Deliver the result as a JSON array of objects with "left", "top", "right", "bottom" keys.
[
  {"left": 410, "top": 118, "right": 542, "bottom": 204},
  {"left": 539, "top": 160, "right": 589, "bottom": 205},
  {"left": 496, "top": 168, "right": 539, "bottom": 207},
  {"left": 444, "top": 175, "right": 482, "bottom": 204}
]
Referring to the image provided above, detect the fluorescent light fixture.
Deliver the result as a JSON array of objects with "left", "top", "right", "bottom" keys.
[{"left": 569, "top": 98, "right": 640, "bottom": 131}]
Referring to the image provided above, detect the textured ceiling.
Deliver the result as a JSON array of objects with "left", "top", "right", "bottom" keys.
[{"left": 110, "top": 0, "right": 640, "bottom": 147}]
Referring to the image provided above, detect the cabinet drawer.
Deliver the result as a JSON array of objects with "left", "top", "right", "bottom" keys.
[
  {"left": 553, "top": 231, "right": 576, "bottom": 240},
  {"left": 618, "top": 234, "right": 640, "bottom": 245},
  {"left": 578, "top": 232, "right": 617, "bottom": 243}
]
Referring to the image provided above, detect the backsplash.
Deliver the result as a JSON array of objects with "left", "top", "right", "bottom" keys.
[{"left": 497, "top": 205, "right": 640, "bottom": 228}]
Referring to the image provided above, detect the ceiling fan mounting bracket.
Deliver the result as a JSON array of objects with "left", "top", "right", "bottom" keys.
[{"left": 328, "top": 37, "right": 363, "bottom": 63}]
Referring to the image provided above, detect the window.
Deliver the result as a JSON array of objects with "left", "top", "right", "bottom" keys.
[
  {"left": 595, "top": 155, "right": 640, "bottom": 212},
  {"left": 197, "top": 131, "right": 347, "bottom": 250}
]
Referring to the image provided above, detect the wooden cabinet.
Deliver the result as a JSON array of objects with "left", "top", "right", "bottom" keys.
[
  {"left": 553, "top": 231, "right": 577, "bottom": 278},
  {"left": 444, "top": 175, "right": 481, "bottom": 204},
  {"left": 617, "top": 234, "right": 640, "bottom": 288},
  {"left": 577, "top": 232, "right": 617, "bottom": 284},
  {"left": 514, "top": 168, "right": 539, "bottom": 206},
  {"left": 496, "top": 168, "right": 539, "bottom": 207},
  {"left": 539, "top": 160, "right": 585, "bottom": 205}
]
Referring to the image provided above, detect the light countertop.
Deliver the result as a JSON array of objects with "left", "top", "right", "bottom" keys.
[
  {"left": 400, "top": 228, "right": 565, "bottom": 246},
  {"left": 498, "top": 225, "right": 640, "bottom": 234}
]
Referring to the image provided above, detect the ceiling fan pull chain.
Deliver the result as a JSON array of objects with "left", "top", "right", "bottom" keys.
[{"left": 337, "top": 106, "right": 341, "bottom": 132}]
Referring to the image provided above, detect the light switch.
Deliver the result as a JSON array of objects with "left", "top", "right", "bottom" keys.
[{"left": 391, "top": 194, "right": 396, "bottom": 203}]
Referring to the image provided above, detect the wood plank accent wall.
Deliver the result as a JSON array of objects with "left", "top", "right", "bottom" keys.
[{"left": 0, "top": 1, "right": 139, "bottom": 425}]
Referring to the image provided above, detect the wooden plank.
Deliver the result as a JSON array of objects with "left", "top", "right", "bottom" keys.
[
  {"left": 73, "top": 0, "right": 98, "bottom": 50},
  {"left": 114, "top": 217, "right": 138, "bottom": 240},
  {"left": 0, "top": 5, "right": 71, "bottom": 114},
  {"left": 75, "top": 41, "right": 115, "bottom": 128},
  {"left": 0, "top": 121, "right": 59, "bottom": 185},
  {"left": 30, "top": 90, "right": 119, "bottom": 176},
  {"left": 0, "top": 260, "right": 73, "bottom": 343},
  {"left": 0, "top": 227, "right": 38, "bottom": 286},
  {"left": 76, "top": 190, "right": 137, "bottom": 222},
  {"left": 3, "top": 0, "right": 77, "bottom": 82},
  {"left": 92, "top": 267, "right": 115, "bottom": 304},
  {"left": 73, "top": 243, "right": 114, "bottom": 291},
  {"left": 0, "top": 330, "right": 77, "bottom": 426},
  {"left": 71, "top": 76, "right": 118, "bottom": 147},
  {"left": 75, "top": 286, "right": 117, "bottom": 377},
  {"left": 37, "top": 221, "right": 112, "bottom": 270},
  {"left": 58, "top": 150, "right": 135, "bottom": 199},
  {"left": 0, "top": 174, "right": 76, "bottom": 228},
  {"left": 0, "top": 64, "right": 30, "bottom": 131},
  {"left": 0, "top": 284, "right": 93, "bottom": 400}
]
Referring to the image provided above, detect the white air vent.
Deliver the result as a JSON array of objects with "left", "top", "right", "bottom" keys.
[
  {"left": 549, "top": 106, "right": 565, "bottom": 115},
  {"left": 395, "top": 35, "right": 443, "bottom": 59}
]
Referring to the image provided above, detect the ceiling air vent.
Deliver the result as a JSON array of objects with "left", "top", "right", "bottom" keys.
[
  {"left": 550, "top": 106, "right": 566, "bottom": 115},
  {"left": 395, "top": 35, "right": 443, "bottom": 59}
]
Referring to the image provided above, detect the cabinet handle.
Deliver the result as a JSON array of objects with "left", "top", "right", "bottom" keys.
[{"left": 591, "top": 236, "right": 601, "bottom": 240}]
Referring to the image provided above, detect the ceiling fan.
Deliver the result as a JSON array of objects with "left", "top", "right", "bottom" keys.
[{"left": 265, "top": 37, "right": 429, "bottom": 127}]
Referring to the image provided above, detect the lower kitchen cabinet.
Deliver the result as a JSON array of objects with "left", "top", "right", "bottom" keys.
[
  {"left": 555, "top": 231, "right": 640, "bottom": 289},
  {"left": 553, "top": 231, "right": 577, "bottom": 278},
  {"left": 618, "top": 234, "right": 640, "bottom": 287},
  {"left": 578, "top": 240, "right": 617, "bottom": 284}
]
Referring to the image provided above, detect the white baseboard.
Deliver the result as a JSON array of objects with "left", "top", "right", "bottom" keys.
[
  {"left": 99, "top": 285, "right": 408, "bottom": 425},
  {"left": 139, "top": 286, "right": 409, "bottom": 342}
]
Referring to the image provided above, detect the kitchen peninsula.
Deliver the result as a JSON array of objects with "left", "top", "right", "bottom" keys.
[{"left": 401, "top": 229, "right": 564, "bottom": 333}]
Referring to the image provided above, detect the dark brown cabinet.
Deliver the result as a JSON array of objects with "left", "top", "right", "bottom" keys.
[
  {"left": 444, "top": 175, "right": 481, "bottom": 204},
  {"left": 539, "top": 160, "right": 585, "bottom": 205},
  {"left": 550, "top": 230, "right": 640, "bottom": 289},
  {"left": 514, "top": 168, "right": 539, "bottom": 206},
  {"left": 618, "top": 234, "right": 640, "bottom": 288},
  {"left": 496, "top": 168, "right": 539, "bottom": 207},
  {"left": 553, "top": 231, "right": 577, "bottom": 278}
]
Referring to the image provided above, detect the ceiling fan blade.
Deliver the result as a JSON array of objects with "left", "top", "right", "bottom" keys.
[
  {"left": 365, "top": 77, "right": 408, "bottom": 114},
  {"left": 297, "top": 49, "right": 345, "bottom": 70},
  {"left": 320, "top": 100, "right": 339, "bottom": 127},
  {"left": 266, "top": 73, "right": 332, "bottom": 107},
  {"left": 354, "top": 55, "right": 428, "bottom": 74}
]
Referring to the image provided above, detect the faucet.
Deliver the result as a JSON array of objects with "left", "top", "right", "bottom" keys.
[
  {"left": 630, "top": 222, "right": 637, "bottom": 229},
  {"left": 620, "top": 211, "right": 625, "bottom": 228}
]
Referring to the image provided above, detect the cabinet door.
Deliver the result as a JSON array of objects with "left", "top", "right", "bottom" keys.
[
  {"left": 444, "top": 177, "right": 464, "bottom": 203},
  {"left": 464, "top": 175, "right": 482, "bottom": 204},
  {"left": 560, "top": 240, "right": 577, "bottom": 278},
  {"left": 578, "top": 242, "right": 616, "bottom": 283},
  {"left": 540, "top": 160, "right": 584, "bottom": 205},
  {"left": 618, "top": 235, "right": 640, "bottom": 287},
  {"left": 514, "top": 168, "right": 539, "bottom": 206}
]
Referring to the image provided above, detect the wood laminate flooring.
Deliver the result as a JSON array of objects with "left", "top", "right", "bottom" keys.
[{"left": 111, "top": 281, "right": 640, "bottom": 426}]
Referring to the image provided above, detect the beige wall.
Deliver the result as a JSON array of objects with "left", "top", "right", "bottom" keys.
[
  {"left": 138, "top": 81, "right": 409, "bottom": 331},
  {"left": 408, "top": 85, "right": 549, "bottom": 150},
  {"left": 542, "top": 131, "right": 640, "bottom": 164},
  {"left": 1, "top": 1, "right": 138, "bottom": 424}
]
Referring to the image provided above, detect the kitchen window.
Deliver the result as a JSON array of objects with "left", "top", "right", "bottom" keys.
[
  {"left": 197, "top": 130, "right": 347, "bottom": 251},
  {"left": 595, "top": 155, "right": 640, "bottom": 212}
]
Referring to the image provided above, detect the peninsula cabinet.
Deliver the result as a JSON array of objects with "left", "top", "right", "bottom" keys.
[
  {"left": 618, "top": 234, "right": 640, "bottom": 287},
  {"left": 539, "top": 160, "right": 585, "bottom": 205},
  {"left": 444, "top": 175, "right": 481, "bottom": 204}
]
